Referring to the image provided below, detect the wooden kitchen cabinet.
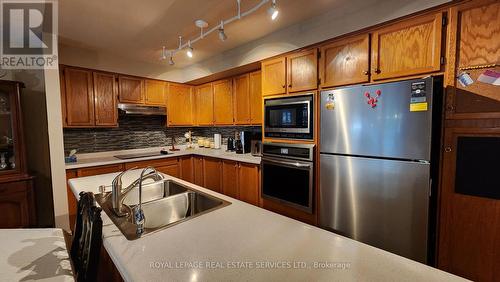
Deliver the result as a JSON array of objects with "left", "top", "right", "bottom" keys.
[
  {"left": 233, "top": 74, "right": 251, "bottom": 125},
  {"left": 320, "top": 34, "right": 370, "bottom": 88},
  {"left": 238, "top": 163, "right": 260, "bottom": 206},
  {"left": 179, "top": 156, "right": 194, "bottom": 182},
  {"left": 77, "top": 164, "right": 124, "bottom": 177},
  {"left": 195, "top": 83, "right": 214, "bottom": 126},
  {"left": 167, "top": 83, "right": 194, "bottom": 126},
  {"left": 203, "top": 157, "right": 222, "bottom": 193},
  {"left": 222, "top": 160, "right": 239, "bottom": 199},
  {"left": 371, "top": 12, "right": 443, "bottom": 81},
  {"left": 62, "top": 67, "right": 95, "bottom": 126},
  {"left": 93, "top": 72, "right": 118, "bottom": 126},
  {"left": 249, "top": 71, "right": 262, "bottom": 124},
  {"left": 66, "top": 170, "right": 78, "bottom": 231},
  {"left": 0, "top": 179, "right": 36, "bottom": 228},
  {"left": 193, "top": 156, "right": 204, "bottom": 186},
  {"left": 145, "top": 79, "right": 166, "bottom": 106},
  {"left": 213, "top": 79, "right": 234, "bottom": 125},
  {"left": 444, "top": 0, "right": 500, "bottom": 119},
  {"left": 287, "top": 49, "right": 318, "bottom": 93},
  {"left": 118, "top": 75, "right": 144, "bottom": 104},
  {"left": 262, "top": 56, "right": 286, "bottom": 96}
]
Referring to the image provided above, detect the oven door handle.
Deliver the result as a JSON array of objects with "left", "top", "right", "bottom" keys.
[{"left": 262, "top": 157, "right": 312, "bottom": 168}]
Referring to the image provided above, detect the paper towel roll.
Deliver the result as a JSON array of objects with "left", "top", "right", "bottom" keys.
[{"left": 214, "top": 134, "right": 221, "bottom": 149}]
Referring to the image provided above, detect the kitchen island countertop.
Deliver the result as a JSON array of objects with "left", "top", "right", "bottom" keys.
[{"left": 68, "top": 171, "right": 468, "bottom": 282}]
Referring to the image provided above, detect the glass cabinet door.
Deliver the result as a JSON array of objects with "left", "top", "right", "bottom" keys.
[{"left": 0, "top": 91, "right": 16, "bottom": 172}]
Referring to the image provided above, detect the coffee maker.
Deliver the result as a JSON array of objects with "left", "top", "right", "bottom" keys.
[{"left": 235, "top": 131, "right": 253, "bottom": 154}]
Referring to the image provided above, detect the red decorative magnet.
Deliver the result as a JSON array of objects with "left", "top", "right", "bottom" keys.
[
  {"left": 365, "top": 90, "right": 381, "bottom": 108},
  {"left": 376, "top": 89, "right": 382, "bottom": 96}
]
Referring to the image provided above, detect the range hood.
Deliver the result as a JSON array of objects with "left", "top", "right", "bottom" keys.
[{"left": 117, "top": 103, "right": 167, "bottom": 116}]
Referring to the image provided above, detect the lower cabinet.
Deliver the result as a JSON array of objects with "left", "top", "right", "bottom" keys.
[
  {"left": 221, "top": 160, "right": 260, "bottom": 206},
  {"left": 203, "top": 157, "right": 222, "bottom": 193},
  {"left": 179, "top": 156, "right": 194, "bottom": 182},
  {"left": 0, "top": 178, "right": 36, "bottom": 228},
  {"left": 193, "top": 156, "right": 204, "bottom": 186}
]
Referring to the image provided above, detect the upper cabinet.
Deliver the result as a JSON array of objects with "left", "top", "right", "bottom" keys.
[
  {"left": 320, "top": 34, "right": 370, "bottom": 88},
  {"left": 287, "top": 49, "right": 318, "bottom": 93},
  {"left": 118, "top": 75, "right": 144, "bottom": 104},
  {"left": 166, "top": 83, "right": 193, "bottom": 126},
  {"left": 62, "top": 67, "right": 95, "bottom": 126},
  {"left": 249, "top": 71, "right": 262, "bottom": 124},
  {"left": 93, "top": 72, "right": 118, "bottom": 126},
  {"left": 371, "top": 13, "right": 443, "bottom": 80},
  {"left": 233, "top": 74, "right": 251, "bottom": 125},
  {"left": 195, "top": 83, "right": 214, "bottom": 126},
  {"left": 61, "top": 66, "right": 119, "bottom": 128},
  {"left": 145, "top": 79, "right": 166, "bottom": 106},
  {"left": 445, "top": 0, "right": 500, "bottom": 119},
  {"left": 262, "top": 57, "right": 286, "bottom": 96},
  {"left": 213, "top": 79, "right": 234, "bottom": 125}
]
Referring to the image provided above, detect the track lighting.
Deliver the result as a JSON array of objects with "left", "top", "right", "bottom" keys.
[
  {"left": 218, "top": 20, "right": 227, "bottom": 41},
  {"left": 168, "top": 52, "right": 175, "bottom": 65},
  {"left": 268, "top": 0, "right": 279, "bottom": 20},
  {"left": 186, "top": 40, "right": 193, "bottom": 58},
  {"left": 160, "top": 46, "right": 167, "bottom": 60}
]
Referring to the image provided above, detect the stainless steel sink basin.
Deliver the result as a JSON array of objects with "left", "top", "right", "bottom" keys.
[
  {"left": 122, "top": 179, "right": 188, "bottom": 206},
  {"left": 95, "top": 180, "right": 230, "bottom": 240}
]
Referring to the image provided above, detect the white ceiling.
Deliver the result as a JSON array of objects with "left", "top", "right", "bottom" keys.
[{"left": 58, "top": 0, "right": 344, "bottom": 69}]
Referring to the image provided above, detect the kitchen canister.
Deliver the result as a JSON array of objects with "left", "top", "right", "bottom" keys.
[{"left": 214, "top": 134, "right": 222, "bottom": 149}]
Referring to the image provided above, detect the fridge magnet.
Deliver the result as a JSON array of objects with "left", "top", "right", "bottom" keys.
[
  {"left": 325, "top": 93, "right": 335, "bottom": 110},
  {"left": 477, "top": 69, "right": 500, "bottom": 86},
  {"left": 457, "top": 72, "right": 474, "bottom": 87},
  {"left": 365, "top": 91, "right": 381, "bottom": 108}
]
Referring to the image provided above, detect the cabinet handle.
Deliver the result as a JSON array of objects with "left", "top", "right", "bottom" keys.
[
  {"left": 363, "top": 70, "right": 370, "bottom": 75},
  {"left": 444, "top": 147, "right": 452, "bottom": 153},
  {"left": 288, "top": 84, "right": 292, "bottom": 88},
  {"left": 374, "top": 68, "right": 381, "bottom": 74},
  {"left": 445, "top": 105, "right": 455, "bottom": 112},
  {"left": 282, "top": 85, "right": 286, "bottom": 88}
]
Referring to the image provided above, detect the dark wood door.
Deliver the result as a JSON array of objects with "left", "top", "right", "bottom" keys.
[
  {"left": 287, "top": 49, "right": 318, "bottom": 93},
  {"left": 238, "top": 163, "right": 260, "bottom": 206},
  {"left": 63, "top": 67, "right": 95, "bottom": 126},
  {"left": 203, "top": 157, "right": 222, "bottom": 193},
  {"left": 222, "top": 160, "right": 239, "bottom": 198},
  {"left": 438, "top": 128, "right": 500, "bottom": 282},
  {"left": 0, "top": 180, "right": 35, "bottom": 228},
  {"left": 179, "top": 156, "right": 194, "bottom": 183},
  {"left": 193, "top": 156, "right": 204, "bottom": 186},
  {"left": 93, "top": 72, "right": 118, "bottom": 127},
  {"left": 118, "top": 76, "right": 144, "bottom": 104}
]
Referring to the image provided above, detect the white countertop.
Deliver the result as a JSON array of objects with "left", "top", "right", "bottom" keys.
[
  {"left": 68, "top": 171, "right": 467, "bottom": 282},
  {"left": 0, "top": 228, "right": 74, "bottom": 282},
  {"left": 65, "top": 145, "right": 261, "bottom": 170}
]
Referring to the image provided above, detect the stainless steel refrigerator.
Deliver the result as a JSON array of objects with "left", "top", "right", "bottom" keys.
[{"left": 319, "top": 77, "right": 442, "bottom": 264}]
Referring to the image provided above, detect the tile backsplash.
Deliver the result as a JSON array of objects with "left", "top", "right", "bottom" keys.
[{"left": 63, "top": 115, "right": 261, "bottom": 154}]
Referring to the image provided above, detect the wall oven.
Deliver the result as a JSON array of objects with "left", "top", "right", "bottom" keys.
[
  {"left": 261, "top": 143, "right": 315, "bottom": 213},
  {"left": 264, "top": 94, "right": 314, "bottom": 140}
]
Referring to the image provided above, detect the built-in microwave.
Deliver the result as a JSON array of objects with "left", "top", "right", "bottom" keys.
[{"left": 264, "top": 94, "right": 314, "bottom": 140}]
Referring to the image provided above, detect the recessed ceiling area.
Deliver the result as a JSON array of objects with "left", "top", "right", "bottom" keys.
[{"left": 58, "top": 0, "right": 342, "bottom": 69}]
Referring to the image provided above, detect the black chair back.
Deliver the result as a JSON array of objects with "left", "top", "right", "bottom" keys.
[{"left": 70, "top": 192, "right": 103, "bottom": 282}]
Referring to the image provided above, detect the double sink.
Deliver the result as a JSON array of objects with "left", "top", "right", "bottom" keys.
[{"left": 96, "top": 179, "right": 230, "bottom": 240}]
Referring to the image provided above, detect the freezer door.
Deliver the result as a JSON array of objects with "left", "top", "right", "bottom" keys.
[
  {"left": 320, "top": 77, "right": 433, "bottom": 160},
  {"left": 319, "top": 154, "right": 430, "bottom": 263}
]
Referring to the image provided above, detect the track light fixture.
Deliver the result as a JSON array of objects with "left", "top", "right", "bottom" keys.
[
  {"left": 186, "top": 40, "right": 193, "bottom": 58},
  {"left": 218, "top": 20, "right": 227, "bottom": 41},
  {"left": 268, "top": 0, "right": 279, "bottom": 20},
  {"left": 162, "top": 0, "right": 280, "bottom": 66}
]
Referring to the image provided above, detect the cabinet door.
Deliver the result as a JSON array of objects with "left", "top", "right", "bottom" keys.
[
  {"left": 179, "top": 156, "right": 194, "bottom": 183},
  {"left": 222, "top": 160, "right": 239, "bottom": 198},
  {"left": 76, "top": 164, "right": 124, "bottom": 177},
  {"left": 203, "top": 158, "right": 222, "bottom": 193},
  {"left": 213, "top": 80, "right": 234, "bottom": 125},
  {"left": 195, "top": 83, "right": 214, "bottom": 126},
  {"left": 233, "top": 74, "right": 251, "bottom": 125},
  {"left": 93, "top": 72, "right": 118, "bottom": 127},
  {"left": 66, "top": 170, "right": 78, "bottom": 231},
  {"left": 238, "top": 163, "right": 260, "bottom": 206},
  {"left": 287, "top": 49, "right": 318, "bottom": 93},
  {"left": 438, "top": 128, "right": 500, "bottom": 282},
  {"left": 63, "top": 67, "right": 95, "bottom": 126},
  {"left": 0, "top": 181, "right": 33, "bottom": 228},
  {"left": 262, "top": 57, "right": 286, "bottom": 96},
  {"left": 118, "top": 76, "right": 144, "bottom": 104},
  {"left": 249, "top": 71, "right": 262, "bottom": 125},
  {"left": 193, "top": 156, "right": 204, "bottom": 186},
  {"left": 167, "top": 83, "right": 193, "bottom": 126},
  {"left": 444, "top": 1, "right": 500, "bottom": 119},
  {"left": 371, "top": 13, "right": 443, "bottom": 81},
  {"left": 320, "top": 34, "right": 370, "bottom": 88},
  {"left": 145, "top": 80, "right": 166, "bottom": 106}
]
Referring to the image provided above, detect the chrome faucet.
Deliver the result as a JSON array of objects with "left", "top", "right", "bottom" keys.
[{"left": 132, "top": 167, "right": 162, "bottom": 237}]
